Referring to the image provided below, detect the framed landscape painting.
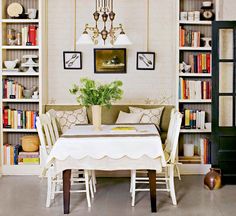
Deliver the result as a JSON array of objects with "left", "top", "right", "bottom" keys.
[{"left": 94, "top": 48, "right": 126, "bottom": 74}]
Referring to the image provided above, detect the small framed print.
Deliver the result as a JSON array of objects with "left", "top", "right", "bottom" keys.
[
  {"left": 63, "top": 51, "right": 82, "bottom": 70},
  {"left": 136, "top": 52, "right": 155, "bottom": 70}
]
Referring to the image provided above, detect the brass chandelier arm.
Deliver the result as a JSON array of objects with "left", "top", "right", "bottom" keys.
[
  {"left": 84, "top": 23, "right": 123, "bottom": 35},
  {"left": 78, "top": 0, "right": 130, "bottom": 45}
]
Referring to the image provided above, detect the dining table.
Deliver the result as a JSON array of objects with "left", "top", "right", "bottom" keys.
[{"left": 45, "top": 124, "right": 166, "bottom": 214}]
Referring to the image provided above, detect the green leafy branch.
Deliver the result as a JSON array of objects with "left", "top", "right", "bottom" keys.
[{"left": 69, "top": 78, "right": 123, "bottom": 108}]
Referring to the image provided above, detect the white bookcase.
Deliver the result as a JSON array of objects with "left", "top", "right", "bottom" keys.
[
  {"left": 176, "top": 0, "right": 219, "bottom": 174},
  {"left": 0, "top": 0, "right": 47, "bottom": 175}
]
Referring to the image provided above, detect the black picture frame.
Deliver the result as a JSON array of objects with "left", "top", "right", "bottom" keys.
[
  {"left": 94, "top": 48, "right": 126, "bottom": 74},
  {"left": 63, "top": 51, "right": 82, "bottom": 70},
  {"left": 136, "top": 52, "right": 155, "bottom": 70}
]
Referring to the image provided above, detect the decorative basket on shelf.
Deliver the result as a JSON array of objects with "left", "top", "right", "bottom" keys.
[{"left": 21, "top": 135, "right": 40, "bottom": 152}]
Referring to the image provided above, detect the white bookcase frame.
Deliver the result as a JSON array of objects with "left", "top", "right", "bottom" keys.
[
  {"left": 176, "top": 0, "right": 220, "bottom": 175},
  {"left": 0, "top": 0, "right": 47, "bottom": 175}
]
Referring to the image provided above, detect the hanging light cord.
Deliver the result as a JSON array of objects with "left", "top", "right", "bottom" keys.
[
  {"left": 74, "top": 0, "right": 77, "bottom": 51},
  {"left": 147, "top": 0, "right": 150, "bottom": 52}
]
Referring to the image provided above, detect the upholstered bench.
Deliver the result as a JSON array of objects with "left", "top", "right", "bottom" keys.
[{"left": 44, "top": 105, "right": 174, "bottom": 143}]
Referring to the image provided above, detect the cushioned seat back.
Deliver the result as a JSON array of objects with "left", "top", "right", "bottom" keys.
[{"left": 45, "top": 105, "right": 174, "bottom": 132}]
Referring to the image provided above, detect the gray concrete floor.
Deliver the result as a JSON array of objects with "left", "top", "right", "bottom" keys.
[{"left": 0, "top": 175, "right": 235, "bottom": 216}]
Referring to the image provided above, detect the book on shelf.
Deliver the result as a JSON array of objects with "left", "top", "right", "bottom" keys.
[
  {"left": 179, "top": 27, "right": 201, "bottom": 47},
  {"left": 3, "top": 106, "right": 38, "bottom": 129},
  {"left": 111, "top": 126, "right": 137, "bottom": 132},
  {"left": 2, "top": 79, "right": 23, "bottom": 99},
  {"left": 199, "top": 138, "right": 211, "bottom": 164},
  {"left": 3, "top": 144, "right": 22, "bottom": 165},
  {"left": 178, "top": 156, "right": 201, "bottom": 164},
  {"left": 18, "top": 152, "right": 40, "bottom": 165},
  {"left": 181, "top": 109, "right": 206, "bottom": 129},
  {"left": 188, "top": 53, "right": 211, "bottom": 73},
  {"left": 179, "top": 78, "right": 211, "bottom": 100},
  {"left": 21, "top": 25, "right": 38, "bottom": 46}
]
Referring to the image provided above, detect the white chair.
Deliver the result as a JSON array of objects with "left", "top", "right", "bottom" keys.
[
  {"left": 130, "top": 111, "right": 182, "bottom": 206},
  {"left": 36, "top": 114, "right": 93, "bottom": 208},
  {"left": 46, "top": 109, "right": 97, "bottom": 193}
]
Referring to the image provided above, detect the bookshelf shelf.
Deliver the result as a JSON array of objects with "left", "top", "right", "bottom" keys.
[
  {"left": 2, "top": 164, "right": 41, "bottom": 175},
  {"left": 1, "top": 72, "right": 39, "bottom": 76},
  {"left": 179, "top": 20, "right": 212, "bottom": 25},
  {"left": 176, "top": 0, "right": 219, "bottom": 175},
  {"left": 179, "top": 47, "right": 212, "bottom": 51},
  {"left": 179, "top": 164, "right": 211, "bottom": 175},
  {"left": 178, "top": 99, "right": 212, "bottom": 103},
  {"left": 2, "top": 99, "right": 40, "bottom": 103},
  {"left": 0, "top": 0, "right": 45, "bottom": 176},
  {"left": 1, "top": 46, "right": 39, "bottom": 50},
  {"left": 2, "top": 129, "right": 37, "bottom": 133},
  {"left": 180, "top": 129, "right": 211, "bottom": 133},
  {"left": 1, "top": 19, "right": 39, "bottom": 23},
  {"left": 179, "top": 73, "right": 212, "bottom": 77}
]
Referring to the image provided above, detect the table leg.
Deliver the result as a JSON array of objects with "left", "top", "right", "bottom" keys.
[
  {"left": 63, "top": 169, "right": 71, "bottom": 214},
  {"left": 148, "top": 170, "right": 157, "bottom": 213}
]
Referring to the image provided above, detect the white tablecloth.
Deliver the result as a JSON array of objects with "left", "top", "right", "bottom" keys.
[{"left": 46, "top": 124, "right": 166, "bottom": 174}]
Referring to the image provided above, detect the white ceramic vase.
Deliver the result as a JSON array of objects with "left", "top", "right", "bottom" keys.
[{"left": 92, "top": 105, "right": 102, "bottom": 131}]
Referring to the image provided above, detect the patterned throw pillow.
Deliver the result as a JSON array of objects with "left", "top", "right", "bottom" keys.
[
  {"left": 129, "top": 106, "right": 164, "bottom": 130},
  {"left": 116, "top": 111, "right": 143, "bottom": 124},
  {"left": 55, "top": 107, "right": 88, "bottom": 133}
]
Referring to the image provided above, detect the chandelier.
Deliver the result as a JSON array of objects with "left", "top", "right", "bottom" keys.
[{"left": 77, "top": 0, "right": 131, "bottom": 46}]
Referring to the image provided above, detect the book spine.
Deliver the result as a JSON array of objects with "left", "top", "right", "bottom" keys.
[
  {"left": 207, "top": 53, "right": 211, "bottom": 73},
  {"left": 29, "top": 25, "right": 37, "bottom": 46},
  {"left": 7, "top": 145, "right": 11, "bottom": 165},
  {"left": 3, "top": 108, "right": 8, "bottom": 128},
  {"left": 22, "top": 111, "right": 26, "bottom": 129}
]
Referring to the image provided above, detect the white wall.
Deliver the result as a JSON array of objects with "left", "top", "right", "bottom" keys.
[
  {"left": 222, "top": 0, "right": 236, "bottom": 20},
  {"left": 47, "top": 0, "right": 236, "bottom": 105},
  {"left": 47, "top": 0, "right": 176, "bottom": 105}
]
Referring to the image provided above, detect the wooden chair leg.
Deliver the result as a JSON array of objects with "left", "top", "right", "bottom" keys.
[
  {"left": 130, "top": 170, "right": 133, "bottom": 194},
  {"left": 92, "top": 170, "right": 97, "bottom": 193},
  {"left": 169, "top": 165, "right": 177, "bottom": 205},
  {"left": 148, "top": 170, "right": 157, "bottom": 213},
  {"left": 84, "top": 170, "right": 91, "bottom": 208},
  {"left": 63, "top": 169, "right": 71, "bottom": 214},
  {"left": 89, "top": 178, "right": 94, "bottom": 199},
  {"left": 46, "top": 170, "right": 52, "bottom": 208},
  {"left": 131, "top": 170, "right": 136, "bottom": 207},
  {"left": 165, "top": 167, "right": 169, "bottom": 191},
  {"left": 51, "top": 181, "right": 56, "bottom": 200}
]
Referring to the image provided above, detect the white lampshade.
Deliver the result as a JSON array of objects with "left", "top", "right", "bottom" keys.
[
  {"left": 76, "top": 32, "right": 93, "bottom": 45},
  {"left": 114, "top": 33, "right": 132, "bottom": 46}
]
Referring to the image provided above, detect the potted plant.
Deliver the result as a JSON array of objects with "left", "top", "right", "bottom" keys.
[{"left": 69, "top": 78, "right": 123, "bottom": 130}]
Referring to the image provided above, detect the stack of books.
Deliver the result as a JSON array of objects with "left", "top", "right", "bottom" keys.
[
  {"left": 200, "top": 138, "right": 211, "bottom": 164},
  {"left": 21, "top": 25, "right": 38, "bottom": 46},
  {"left": 18, "top": 152, "right": 40, "bottom": 165},
  {"left": 179, "top": 78, "right": 211, "bottom": 99},
  {"left": 182, "top": 109, "right": 206, "bottom": 129},
  {"left": 3, "top": 144, "right": 21, "bottom": 165},
  {"left": 2, "top": 79, "right": 24, "bottom": 99},
  {"left": 3, "top": 107, "right": 38, "bottom": 129},
  {"left": 188, "top": 53, "right": 211, "bottom": 73},
  {"left": 179, "top": 27, "right": 201, "bottom": 47}
]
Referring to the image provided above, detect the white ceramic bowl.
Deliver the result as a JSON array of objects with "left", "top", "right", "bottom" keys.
[{"left": 4, "top": 60, "right": 17, "bottom": 69}]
